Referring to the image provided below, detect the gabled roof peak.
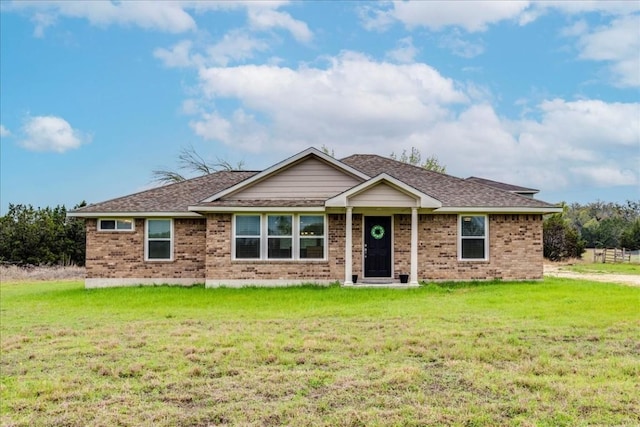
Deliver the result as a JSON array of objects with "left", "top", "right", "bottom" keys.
[{"left": 200, "top": 147, "right": 370, "bottom": 203}]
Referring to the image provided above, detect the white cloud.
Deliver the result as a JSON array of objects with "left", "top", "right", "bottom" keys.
[
  {"left": 192, "top": 51, "right": 467, "bottom": 153},
  {"left": 533, "top": 99, "right": 639, "bottom": 147},
  {"left": 11, "top": 1, "right": 197, "bottom": 35},
  {"left": 206, "top": 30, "right": 270, "bottom": 66},
  {"left": 0, "top": 125, "right": 11, "bottom": 138},
  {"left": 572, "top": 15, "right": 640, "bottom": 87},
  {"left": 366, "top": 1, "right": 531, "bottom": 32},
  {"left": 247, "top": 5, "right": 312, "bottom": 42},
  {"left": 358, "top": 3, "right": 396, "bottom": 32},
  {"left": 19, "top": 115, "right": 90, "bottom": 153},
  {"left": 385, "top": 37, "right": 418, "bottom": 63},
  {"left": 541, "top": 1, "right": 640, "bottom": 16},
  {"left": 186, "top": 52, "right": 638, "bottom": 192},
  {"left": 155, "top": 31, "right": 272, "bottom": 69},
  {"left": 31, "top": 12, "right": 57, "bottom": 38},
  {"left": 191, "top": 109, "right": 270, "bottom": 153},
  {"left": 154, "top": 40, "right": 200, "bottom": 68},
  {"left": 438, "top": 30, "right": 485, "bottom": 58},
  {"left": 10, "top": 0, "right": 313, "bottom": 42},
  {"left": 570, "top": 165, "right": 638, "bottom": 187},
  {"left": 361, "top": 1, "right": 639, "bottom": 33},
  {"left": 359, "top": 1, "right": 639, "bottom": 88}
]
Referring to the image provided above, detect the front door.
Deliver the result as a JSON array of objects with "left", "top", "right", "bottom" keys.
[{"left": 364, "top": 216, "right": 392, "bottom": 277}]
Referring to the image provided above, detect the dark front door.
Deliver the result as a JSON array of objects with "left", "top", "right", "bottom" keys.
[{"left": 364, "top": 216, "right": 392, "bottom": 277}]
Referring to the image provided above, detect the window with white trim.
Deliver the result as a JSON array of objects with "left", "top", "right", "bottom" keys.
[
  {"left": 299, "top": 215, "right": 325, "bottom": 259},
  {"left": 235, "top": 215, "right": 261, "bottom": 259},
  {"left": 268, "top": 215, "right": 293, "bottom": 258},
  {"left": 98, "top": 219, "right": 134, "bottom": 231},
  {"left": 459, "top": 215, "right": 488, "bottom": 260},
  {"left": 146, "top": 219, "right": 173, "bottom": 261},
  {"left": 233, "top": 214, "right": 326, "bottom": 260}
]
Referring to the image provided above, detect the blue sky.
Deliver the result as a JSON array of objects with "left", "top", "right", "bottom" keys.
[{"left": 1, "top": 1, "right": 639, "bottom": 213}]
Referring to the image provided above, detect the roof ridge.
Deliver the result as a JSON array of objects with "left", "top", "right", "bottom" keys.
[{"left": 465, "top": 176, "right": 539, "bottom": 192}]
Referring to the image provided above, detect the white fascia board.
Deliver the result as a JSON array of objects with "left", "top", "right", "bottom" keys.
[
  {"left": 200, "top": 147, "right": 370, "bottom": 203},
  {"left": 433, "top": 206, "right": 563, "bottom": 214},
  {"left": 188, "top": 206, "right": 326, "bottom": 213},
  {"left": 66, "top": 211, "right": 202, "bottom": 218},
  {"left": 325, "top": 173, "right": 442, "bottom": 208}
]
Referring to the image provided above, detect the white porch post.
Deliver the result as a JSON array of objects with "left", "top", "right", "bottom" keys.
[
  {"left": 410, "top": 207, "right": 419, "bottom": 285},
  {"left": 344, "top": 207, "right": 353, "bottom": 285}
]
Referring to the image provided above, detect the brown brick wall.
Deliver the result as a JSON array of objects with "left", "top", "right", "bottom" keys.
[
  {"left": 86, "top": 218, "right": 206, "bottom": 279},
  {"left": 352, "top": 214, "right": 363, "bottom": 279},
  {"left": 85, "top": 213, "right": 543, "bottom": 283},
  {"left": 418, "top": 214, "right": 543, "bottom": 281},
  {"left": 394, "top": 214, "right": 411, "bottom": 280},
  {"left": 206, "top": 213, "right": 344, "bottom": 282}
]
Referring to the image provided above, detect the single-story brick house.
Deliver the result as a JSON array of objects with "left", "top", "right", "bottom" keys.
[{"left": 68, "top": 147, "right": 561, "bottom": 288}]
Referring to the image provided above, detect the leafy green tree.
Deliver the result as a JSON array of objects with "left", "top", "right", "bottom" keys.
[
  {"left": 563, "top": 200, "right": 639, "bottom": 249},
  {"left": 0, "top": 202, "right": 86, "bottom": 266},
  {"left": 543, "top": 207, "right": 586, "bottom": 261},
  {"left": 320, "top": 145, "right": 335, "bottom": 157},
  {"left": 390, "top": 146, "right": 446, "bottom": 173},
  {"left": 621, "top": 219, "right": 640, "bottom": 250}
]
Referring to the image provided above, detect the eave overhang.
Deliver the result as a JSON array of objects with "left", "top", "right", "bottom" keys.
[
  {"left": 188, "top": 206, "right": 326, "bottom": 213},
  {"left": 433, "top": 206, "right": 563, "bottom": 214},
  {"left": 66, "top": 211, "right": 203, "bottom": 218}
]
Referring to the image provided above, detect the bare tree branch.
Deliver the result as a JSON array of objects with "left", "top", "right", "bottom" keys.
[
  {"left": 177, "top": 145, "right": 214, "bottom": 175},
  {"left": 151, "top": 144, "right": 246, "bottom": 185},
  {"left": 151, "top": 169, "right": 187, "bottom": 185}
]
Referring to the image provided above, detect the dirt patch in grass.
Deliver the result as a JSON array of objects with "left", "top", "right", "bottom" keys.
[{"left": 544, "top": 263, "right": 640, "bottom": 287}]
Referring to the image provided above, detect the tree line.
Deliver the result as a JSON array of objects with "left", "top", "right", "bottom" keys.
[
  {"left": 543, "top": 200, "right": 640, "bottom": 261},
  {"left": 0, "top": 203, "right": 86, "bottom": 266},
  {"left": 1, "top": 142, "right": 637, "bottom": 265},
  {"left": 2, "top": 199, "right": 637, "bottom": 266}
]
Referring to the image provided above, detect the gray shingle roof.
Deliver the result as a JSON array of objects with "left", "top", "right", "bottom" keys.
[
  {"left": 465, "top": 176, "right": 539, "bottom": 193},
  {"left": 340, "top": 155, "right": 555, "bottom": 208},
  {"left": 72, "top": 171, "right": 257, "bottom": 213},
  {"left": 71, "top": 152, "right": 558, "bottom": 215}
]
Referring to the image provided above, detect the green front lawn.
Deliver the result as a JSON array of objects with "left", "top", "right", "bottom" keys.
[{"left": 1, "top": 279, "right": 639, "bottom": 426}]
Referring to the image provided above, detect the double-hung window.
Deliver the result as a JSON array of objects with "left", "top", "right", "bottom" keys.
[
  {"left": 234, "top": 214, "right": 325, "bottom": 260},
  {"left": 98, "top": 219, "right": 133, "bottom": 231},
  {"left": 146, "top": 219, "right": 173, "bottom": 261},
  {"left": 299, "top": 215, "right": 324, "bottom": 259},
  {"left": 268, "top": 215, "right": 293, "bottom": 258},
  {"left": 459, "top": 215, "right": 488, "bottom": 260},
  {"left": 235, "top": 215, "right": 261, "bottom": 259}
]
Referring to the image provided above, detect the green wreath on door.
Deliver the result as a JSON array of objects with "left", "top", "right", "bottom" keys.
[{"left": 370, "top": 225, "right": 385, "bottom": 240}]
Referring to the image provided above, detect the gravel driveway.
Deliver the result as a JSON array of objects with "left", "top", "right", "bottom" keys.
[{"left": 544, "top": 264, "right": 640, "bottom": 287}]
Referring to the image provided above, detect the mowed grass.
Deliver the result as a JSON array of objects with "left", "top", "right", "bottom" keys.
[
  {"left": 563, "top": 262, "right": 640, "bottom": 275},
  {"left": 1, "top": 279, "right": 639, "bottom": 427}
]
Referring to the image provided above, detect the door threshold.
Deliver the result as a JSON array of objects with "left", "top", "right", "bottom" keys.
[
  {"left": 360, "top": 278, "right": 394, "bottom": 284},
  {"left": 344, "top": 282, "right": 418, "bottom": 288}
]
